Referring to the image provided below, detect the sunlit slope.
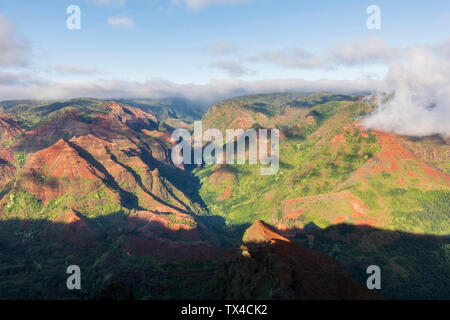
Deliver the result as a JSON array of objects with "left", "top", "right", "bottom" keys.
[
  {"left": 0, "top": 99, "right": 211, "bottom": 254},
  {"left": 196, "top": 93, "right": 450, "bottom": 235}
]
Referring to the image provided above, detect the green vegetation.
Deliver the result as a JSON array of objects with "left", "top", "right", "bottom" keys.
[
  {"left": 1, "top": 98, "right": 110, "bottom": 130},
  {"left": 14, "top": 151, "right": 27, "bottom": 168},
  {"left": 195, "top": 92, "right": 450, "bottom": 299},
  {"left": 3, "top": 189, "right": 43, "bottom": 219},
  {"left": 294, "top": 225, "right": 450, "bottom": 299},
  {"left": 390, "top": 190, "right": 450, "bottom": 234},
  {"left": 196, "top": 94, "right": 383, "bottom": 228},
  {"left": 118, "top": 98, "right": 204, "bottom": 124},
  {"left": 0, "top": 93, "right": 449, "bottom": 300}
]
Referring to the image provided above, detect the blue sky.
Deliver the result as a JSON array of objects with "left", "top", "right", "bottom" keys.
[{"left": 0, "top": 0, "right": 449, "bottom": 101}]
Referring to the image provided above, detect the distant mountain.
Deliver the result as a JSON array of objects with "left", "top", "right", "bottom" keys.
[
  {"left": 202, "top": 92, "right": 359, "bottom": 130},
  {"left": 0, "top": 97, "right": 205, "bottom": 130},
  {"left": 117, "top": 98, "right": 204, "bottom": 129}
]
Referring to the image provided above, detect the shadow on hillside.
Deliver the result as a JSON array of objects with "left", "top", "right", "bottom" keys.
[
  {"left": 0, "top": 211, "right": 229, "bottom": 300},
  {"left": 9, "top": 133, "right": 208, "bottom": 215},
  {"left": 288, "top": 223, "right": 450, "bottom": 300},
  {"left": 126, "top": 135, "right": 210, "bottom": 212},
  {"left": 4, "top": 108, "right": 208, "bottom": 214},
  {"left": 0, "top": 211, "right": 448, "bottom": 300}
]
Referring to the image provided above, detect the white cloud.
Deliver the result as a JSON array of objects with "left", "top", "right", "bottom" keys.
[
  {"left": 0, "top": 71, "right": 44, "bottom": 86},
  {"left": 0, "top": 14, "right": 29, "bottom": 67},
  {"left": 211, "top": 60, "right": 252, "bottom": 76},
  {"left": 216, "top": 37, "right": 395, "bottom": 73},
  {"left": 434, "top": 36, "right": 450, "bottom": 58},
  {"left": 0, "top": 76, "right": 377, "bottom": 105},
  {"left": 49, "top": 65, "right": 102, "bottom": 75},
  {"left": 107, "top": 16, "right": 134, "bottom": 28},
  {"left": 258, "top": 47, "right": 331, "bottom": 69},
  {"left": 209, "top": 41, "right": 239, "bottom": 55},
  {"left": 0, "top": 20, "right": 447, "bottom": 139},
  {"left": 363, "top": 45, "right": 450, "bottom": 137},
  {"left": 331, "top": 36, "right": 395, "bottom": 66},
  {"left": 0, "top": 72, "right": 28, "bottom": 85}
]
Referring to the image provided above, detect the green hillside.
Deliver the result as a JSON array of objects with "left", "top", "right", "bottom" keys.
[
  {"left": 196, "top": 93, "right": 450, "bottom": 235},
  {"left": 0, "top": 93, "right": 448, "bottom": 299},
  {"left": 195, "top": 92, "right": 450, "bottom": 299},
  {"left": 117, "top": 98, "right": 204, "bottom": 128}
]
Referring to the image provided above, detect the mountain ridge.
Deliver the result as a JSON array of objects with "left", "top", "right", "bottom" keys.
[{"left": 0, "top": 92, "right": 448, "bottom": 299}]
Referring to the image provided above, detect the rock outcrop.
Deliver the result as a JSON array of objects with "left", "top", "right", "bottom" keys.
[{"left": 212, "top": 220, "right": 382, "bottom": 300}]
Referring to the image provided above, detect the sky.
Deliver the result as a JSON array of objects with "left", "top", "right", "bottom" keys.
[
  {"left": 0, "top": 0, "right": 448, "bottom": 82},
  {"left": 0, "top": 0, "right": 449, "bottom": 136},
  {"left": 1, "top": 0, "right": 449, "bottom": 92}
]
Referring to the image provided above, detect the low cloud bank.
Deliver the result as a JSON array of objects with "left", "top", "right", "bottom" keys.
[
  {"left": 364, "top": 44, "right": 450, "bottom": 137},
  {"left": 0, "top": 77, "right": 377, "bottom": 108},
  {"left": 1, "top": 12, "right": 448, "bottom": 139}
]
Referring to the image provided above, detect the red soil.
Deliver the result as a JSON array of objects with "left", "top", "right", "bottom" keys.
[
  {"left": 264, "top": 192, "right": 274, "bottom": 200},
  {"left": 127, "top": 209, "right": 200, "bottom": 241},
  {"left": 0, "top": 161, "right": 15, "bottom": 188},
  {"left": 283, "top": 197, "right": 305, "bottom": 207},
  {"left": 23, "top": 110, "right": 91, "bottom": 147},
  {"left": 330, "top": 132, "right": 345, "bottom": 144},
  {"left": 0, "top": 149, "right": 15, "bottom": 163},
  {"left": 353, "top": 130, "right": 450, "bottom": 184},
  {"left": 54, "top": 209, "right": 92, "bottom": 230},
  {"left": 284, "top": 209, "right": 303, "bottom": 221},
  {"left": 0, "top": 114, "right": 23, "bottom": 140},
  {"left": 20, "top": 139, "right": 105, "bottom": 202},
  {"left": 217, "top": 186, "right": 232, "bottom": 201},
  {"left": 26, "top": 139, "right": 103, "bottom": 180},
  {"left": 106, "top": 102, "right": 158, "bottom": 126},
  {"left": 44, "top": 209, "right": 99, "bottom": 244},
  {"left": 343, "top": 191, "right": 377, "bottom": 227},
  {"left": 243, "top": 220, "right": 291, "bottom": 244},
  {"left": 141, "top": 129, "right": 175, "bottom": 146},
  {"left": 335, "top": 217, "right": 345, "bottom": 223}
]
